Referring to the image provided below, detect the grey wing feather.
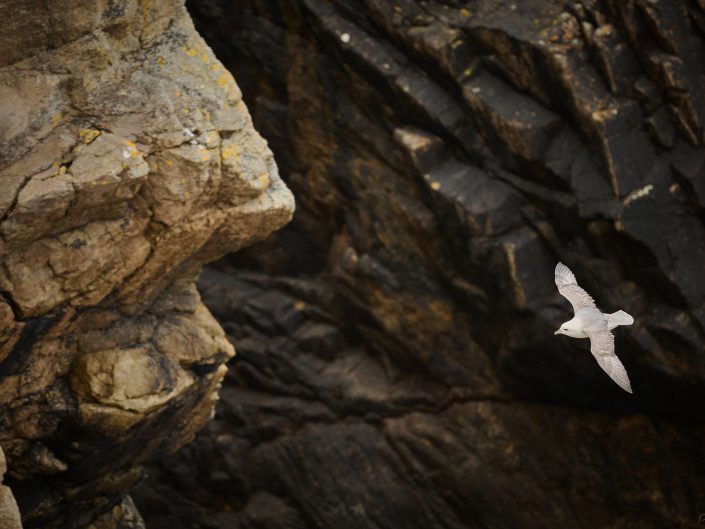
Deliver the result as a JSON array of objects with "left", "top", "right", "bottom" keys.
[
  {"left": 555, "top": 262, "right": 596, "bottom": 313},
  {"left": 586, "top": 327, "right": 633, "bottom": 393}
]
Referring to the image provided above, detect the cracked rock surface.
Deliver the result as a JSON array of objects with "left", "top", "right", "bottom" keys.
[
  {"left": 133, "top": 0, "right": 705, "bottom": 528},
  {"left": 0, "top": 0, "right": 293, "bottom": 527},
  {"left": 0, "top": 447, "right": 22, "bottom": 529}
]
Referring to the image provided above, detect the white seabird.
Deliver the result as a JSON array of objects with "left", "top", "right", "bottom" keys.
[{"left": 554, "top": 262, "right": 634, "bottom": 393}]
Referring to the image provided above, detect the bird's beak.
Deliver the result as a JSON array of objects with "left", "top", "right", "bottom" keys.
[{"left": 554, "top": 330, "right": 560, "bottom": 335}]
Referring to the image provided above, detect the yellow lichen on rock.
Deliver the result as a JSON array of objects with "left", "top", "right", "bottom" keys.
[{"left": 78, "top": 128, "right": 101, "bottom": 144}]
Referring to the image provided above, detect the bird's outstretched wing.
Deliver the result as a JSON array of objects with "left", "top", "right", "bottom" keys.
[
  {"left": 586, "top": 326, "right": 633, "bottom": 393},
  {"left": 555, "top": 262, "right": 597, "bottom": 313}
]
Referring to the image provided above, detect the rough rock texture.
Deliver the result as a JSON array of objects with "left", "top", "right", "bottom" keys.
[
  {"left": 0, "top": 1, "right": 293, "bottom": 527},
  {"left": 0, "top": 447, "right": 22, "bottom": 529},
  {"left": 132, "top": 0, "right": 705, "bottom": 528}
]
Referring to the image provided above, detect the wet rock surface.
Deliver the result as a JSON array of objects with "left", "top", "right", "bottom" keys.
[
  {"left": 133, "top": 0, "right": 705, "bottom": 528},
  {"left": 0, "top": 1, "right": 293, "bottom": 527}
]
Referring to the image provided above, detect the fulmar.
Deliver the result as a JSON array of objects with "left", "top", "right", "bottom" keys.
[{"left": 553, "top": 262, "right": 634, "bottom": 393}]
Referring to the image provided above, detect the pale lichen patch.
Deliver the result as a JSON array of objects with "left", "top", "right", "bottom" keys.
[{"left": 623, "top": 184, "right": 654, "bottom": 206}]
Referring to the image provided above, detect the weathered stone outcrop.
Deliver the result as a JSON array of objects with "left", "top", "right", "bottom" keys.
[
  {"left": 0, "top": 1, "right": 293, "bottom": 527},
  {"left": 136, "top": 1, "right": 705, "bottom": 528},
  {"left": 0, "top": 447, "right": 22, "bottom": 529}
]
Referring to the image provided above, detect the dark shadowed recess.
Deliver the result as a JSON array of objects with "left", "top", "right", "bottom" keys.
[{"left": 134, "top": 1, "right": 705, "bottom": 528}]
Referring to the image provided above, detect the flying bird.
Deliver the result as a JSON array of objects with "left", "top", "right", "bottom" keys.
[{"left": 553, "top": 262, "right": 634, "bottom": 393}]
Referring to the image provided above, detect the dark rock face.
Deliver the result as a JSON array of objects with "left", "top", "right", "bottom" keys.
[{"left": 137, "top": 0, "right": 705, "bottom": 527}]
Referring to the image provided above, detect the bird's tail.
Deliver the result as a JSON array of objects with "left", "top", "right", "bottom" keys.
[{"left": 608, "top": 310, "right": 634, "bottom": 328}]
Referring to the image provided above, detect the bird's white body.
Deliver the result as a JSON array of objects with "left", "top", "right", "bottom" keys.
[
  {"left": 558, "top": 308, "right": 633, "bottom": 339},
  {"left": 553, "top": 262, "right": 635, "bottom": 393},
  {"left": 557, "top": 314, "right": 590, "bottom": 338}
]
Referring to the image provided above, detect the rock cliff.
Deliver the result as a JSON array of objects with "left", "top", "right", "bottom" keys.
[
  {"left": 135, "top": 0, "right": 705, "bottom": 528},
  {"left": 0, "top": 1, "right": 293, "bottom": 527}
]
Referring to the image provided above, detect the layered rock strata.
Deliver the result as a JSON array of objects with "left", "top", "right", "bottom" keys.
[{"left": 136, "top": 1, "right": 705, "bottom": 528}]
